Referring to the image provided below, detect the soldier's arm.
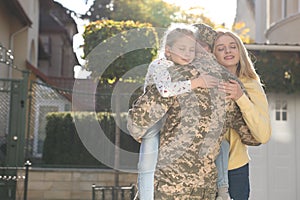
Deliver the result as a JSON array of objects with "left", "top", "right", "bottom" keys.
[
  {"left": 226, "top": 100, "right": 261, "bottom": 146},
  {"left": 127, "top": 85, "right": 172, "bottom": 142},
  {"left": 197, "top": 56, "right": 260, "bottom": 145}
]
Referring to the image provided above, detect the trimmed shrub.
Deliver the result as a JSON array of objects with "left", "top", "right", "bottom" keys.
[{"left": 42, "top": 112, "right": 139, "bottom": 168}]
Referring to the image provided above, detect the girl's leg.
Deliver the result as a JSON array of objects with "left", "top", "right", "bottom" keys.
[
  {"left": 228, "top": 163, "right": 250, "bottom": 200},
  {"left": 216, "top": 140, "right": 229, "bottom": 188},
  {"left": 215, "top": 139, "right": 230, "bottom": 200},
  {"left": 137, "top": 130, "right": 159, "bottom": 200}
]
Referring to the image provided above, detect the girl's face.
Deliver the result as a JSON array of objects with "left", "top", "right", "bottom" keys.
[
  {"left": 214, "top": 35, "right": 240, "bottom": 69},
  {"left": 166, "top": 35, "right": 196, "bottom": 65}
]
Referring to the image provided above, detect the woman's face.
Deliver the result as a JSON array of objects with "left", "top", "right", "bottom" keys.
[
  {"left": 213, "top": 35, "right": 239, "bottom": 69},
  {"left": 166, "top": 35, "right": 196, "bottom": 65}
]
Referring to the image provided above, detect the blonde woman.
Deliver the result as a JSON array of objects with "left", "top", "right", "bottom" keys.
[{"left": 213, "top": 30, "right": 272, "bottom": 200}]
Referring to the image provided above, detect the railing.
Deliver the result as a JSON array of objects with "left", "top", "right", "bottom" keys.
[
  {"left": 92, "top": 184, "right": 136, "bottom": 200},
  {"left": 0, "top": 160, "right": 31, "bottom": 200}
]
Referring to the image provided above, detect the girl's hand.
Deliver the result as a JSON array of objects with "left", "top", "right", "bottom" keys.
[
  {"left": 191, "top": 73, "right": 219, "bottom": 89},
  {"left": 219, "top": 79, "right": 243, "bottom": 100}
]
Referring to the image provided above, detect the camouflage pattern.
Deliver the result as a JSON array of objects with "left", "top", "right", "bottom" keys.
[
  {"left": 193, "top": 23, "right": 217, "bottom": 49},
  {"left": 194, "top": 53, "right": 261, "bottom": 147},
  {"left": 127, "top": 53, "right": 259, "bottom": 199}
]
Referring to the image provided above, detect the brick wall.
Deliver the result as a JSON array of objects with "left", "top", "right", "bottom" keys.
[{"left": 16, "top": 168, "right": 137, "bottom": 200}]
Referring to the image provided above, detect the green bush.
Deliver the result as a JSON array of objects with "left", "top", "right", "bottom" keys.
[{"left": 42, "top": 112, "right": 139, "bottom": 168}]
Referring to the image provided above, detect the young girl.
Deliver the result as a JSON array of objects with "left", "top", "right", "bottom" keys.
[{"left": 136, "top": 23, "right": 218, "bottom": 200}]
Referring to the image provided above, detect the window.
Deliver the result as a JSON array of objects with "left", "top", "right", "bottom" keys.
[
  {"left": 282, "top": 0, "right": 287, "bottom": 18},
  {"left": 40, "top": 35, "right": 51, "bottom": 54},
  {"left": 275, "top": 100, "right": 287, "bottom": 121},
  {"left": 31, "top": 82, "right": 71, "bottom": 158}
]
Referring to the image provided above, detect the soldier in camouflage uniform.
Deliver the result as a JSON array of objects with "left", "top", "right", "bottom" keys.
[{"left": 127, "top": 24, "right": 259, "bottom": 200}]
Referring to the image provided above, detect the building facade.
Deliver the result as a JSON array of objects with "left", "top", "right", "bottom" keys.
[
  {"left": 235, "top": 0, "right": 300, "bottom": 199},
  {"left": 0, "top": 0, "right": 78, "bottom": 173}
]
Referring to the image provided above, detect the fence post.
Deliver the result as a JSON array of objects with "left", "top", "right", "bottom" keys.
[
  {"left": 23, "top": 160, "right": 31, "bottom": 200},
  {"left": 92, "top": 184, "right": 95, "bottom": 200},
  {"left": 130, "top": 184, "right": 135, "bottom": 200}
]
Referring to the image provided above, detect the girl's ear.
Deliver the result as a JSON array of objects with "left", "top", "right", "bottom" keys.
[{"left": 165, "top": 45, "right": 171, "bottom": 57}]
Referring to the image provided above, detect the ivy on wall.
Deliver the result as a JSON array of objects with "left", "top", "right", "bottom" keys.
[{"left": 250, "top": 50, "right": 300, "bottom": 94}]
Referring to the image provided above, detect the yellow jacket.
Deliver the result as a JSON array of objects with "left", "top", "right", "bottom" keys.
[{"left": 225, "top": 77, "right": 272, "bottom": 170}]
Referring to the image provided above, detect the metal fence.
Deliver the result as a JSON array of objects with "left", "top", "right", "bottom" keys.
[
  {"left": 0, "top": 80, "right": 11, "bottom": 166},
  {"left": 0, "top": 75, "right": 140, "bottom": 197},
  {"left": 0, "top": 160, "right": 31, "bottom": 200},
  {"left": 0, "top": 77, "right": 27, "bottom": 199},
  {"left": 25, "top": 80, "right": 140, "bottom": 169},
  {"left": 92, "top": 184, "right": 136, "bottom": 200},
  {"left": 26, "top": 81, "right": 72, "bottom": 160}
]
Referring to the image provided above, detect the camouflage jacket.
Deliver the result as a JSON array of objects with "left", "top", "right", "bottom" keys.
[{"left": 127, "top": 54, "right": 257, "bottom": 198}]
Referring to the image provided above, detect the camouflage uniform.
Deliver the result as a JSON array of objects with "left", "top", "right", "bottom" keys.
[{"left": 127, "top": 45, "right": 258, "bottom": 200}]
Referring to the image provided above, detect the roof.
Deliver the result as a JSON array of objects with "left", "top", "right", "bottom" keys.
[
  {"left": 4, "top": 0, "right": 32, "bottom": 26},
  {"left": 246, "top": 43, "right": 300, "bottom": 51},
  {"left": 39, "top": 12, "right": 66, "bottom": 32},
  {"left": 26, "top": 61, "right": 72, "bottom": 101}
]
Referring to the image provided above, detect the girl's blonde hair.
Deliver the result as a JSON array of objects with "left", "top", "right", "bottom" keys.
[
  {"left": 158, "top": 23, "right": 197, "bottom": 59},
  {"left": 213, "top": 30, "right": 260, "bottom": 82}
]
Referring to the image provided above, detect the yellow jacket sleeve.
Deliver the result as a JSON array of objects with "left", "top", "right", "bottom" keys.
[
  {"left": 235, "top": 77, "right": 272, "bottom": 144},
  {"left": 226, "top": 77, "right": 272, "bottom": 170}
]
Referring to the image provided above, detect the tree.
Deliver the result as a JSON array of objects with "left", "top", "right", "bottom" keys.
[
  {"left": 83, "top": 0, "right": 217, "bottom": 28},
  {"left": 82, "top": 19, "right": 159, "bottom": 84},
  {"left": 233, "top": 22, "right": 253, "bottom": 43},
  {"left": 173, "top": 6, "right": 216, "bottom": 26},
  {"left": 83, "top": 0, "right": 112, "bottom": 21},
  {"left": 83, "top": 0, "right": 179, "bottom": 27}
]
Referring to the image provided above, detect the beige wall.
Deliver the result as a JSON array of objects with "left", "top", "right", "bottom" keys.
[
  {"left": 11, "top": 29, "right": 30, "bottom": 78},
  {"left": 269, "top": 0, "right": 300, "bottom": 24},
  {"left": 26, "top": 0, "right": 40, "bottom": 67},
  {"left": 16, "top": 0, "right": 40, "bottom": 69},
  {"left": 270, "top": 0, "right": 282, "bottom": 24},
  {"left": 16, "top": 169, "right": 137, "bottom": 200},
  {"left": 0, "top": 4, "right": 11, "bottom": 78},
  {"left": 0, "top": 0, "right": 34, "bottom": 78},
  {"left": 255, "top": 0, "right": 300, "bottom": 43},
  {"left": 266, "top": 14, "right": 300, "bottom": 44}
]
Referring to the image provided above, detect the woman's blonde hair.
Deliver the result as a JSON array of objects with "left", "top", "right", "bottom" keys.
[{"left": 213, "top": 30, "right": 260, "bottom": 82}]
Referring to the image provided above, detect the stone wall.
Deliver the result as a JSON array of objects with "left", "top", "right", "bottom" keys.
[{"left": 16, "top": 168, "right": 138, "bottom": 200}]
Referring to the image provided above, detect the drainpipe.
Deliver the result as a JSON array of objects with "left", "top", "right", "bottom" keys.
[{"left": 9, "top": 26, "right": 29, "bottom": 78}]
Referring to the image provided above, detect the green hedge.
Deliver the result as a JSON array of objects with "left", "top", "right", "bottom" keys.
[{"left": 42, "top": 112, "right": 139, "bottom": 168}]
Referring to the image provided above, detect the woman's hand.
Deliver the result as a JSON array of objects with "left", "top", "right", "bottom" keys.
[{"left": 219, "top": 79, "right": 243, "bottom": 100}]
